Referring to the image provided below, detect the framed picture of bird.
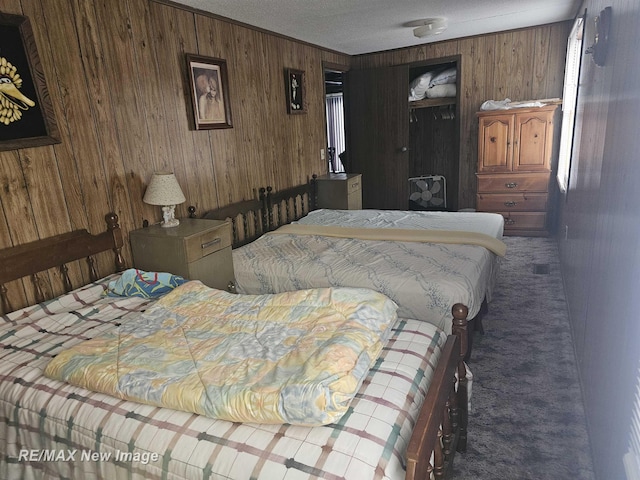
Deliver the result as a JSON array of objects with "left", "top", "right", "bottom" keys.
[
  {"left": 285, "top": 68, "right": 305, "bottom": 114},
  {"left": 186, "top": 54, "right": 233, "bottom": 130},
  {"left": 0, "top": 12, "right": 59, "bottom": 152}
]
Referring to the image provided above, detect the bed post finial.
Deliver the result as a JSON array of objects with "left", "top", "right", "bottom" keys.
[
  {"left": 451, "top": 302, "right": 469, "bottom": 452},
  {"left": 188, "top": 206, "right": 197, "bottom": 218},
  {"left": 0, "top": 284, "right": 11, "bottom": 315},
  {"left": 265, "top": 186, "right": 274, "bottom": 230},
  {"left": 310, "top": 174, "right": 318, "bottom": 211},
  {"left": 451, "top": 303, "right": 468, "bottom": 366},
  {"left": 105, "top": 212, "right": 119, "bottom": 230},
  {"left": 104, "top": 212, "right": 126, "bottom": 272}
]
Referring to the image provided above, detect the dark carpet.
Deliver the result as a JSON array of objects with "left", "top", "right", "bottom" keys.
[{"left": 451, "top": 236, "right": 595, "bottom": 479}]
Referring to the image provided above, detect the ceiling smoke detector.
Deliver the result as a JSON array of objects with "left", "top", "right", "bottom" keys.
[{"left": 411, "top": 18, "right": 448, "bottom": 38}]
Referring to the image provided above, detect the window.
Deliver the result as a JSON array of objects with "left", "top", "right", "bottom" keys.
[
  {"left": 326, "top": 93, "right": 346, "bottom": 172},
  {"left": 557, "top": 13, "right": 585, "bottom": 193}
]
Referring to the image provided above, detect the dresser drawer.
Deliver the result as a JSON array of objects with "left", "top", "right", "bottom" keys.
[
  {"left": 477, "top": 193, "right": 548, "bottom": 212},
  {"left": 184, "top": 222, "right": 232, "bottom": 263},
  {"left": 501, "top": 212, "right": 547, "bottom": 231},
  {"left": 477, "top": 172, "right": 549, "bottom": 193}
]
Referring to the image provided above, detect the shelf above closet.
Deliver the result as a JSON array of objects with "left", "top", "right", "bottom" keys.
[{"left": 409, "top": 97, "right": 456, "bottom": 109}]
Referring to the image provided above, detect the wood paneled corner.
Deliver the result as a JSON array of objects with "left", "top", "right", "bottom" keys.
[{"left": 0, "top": 0, "right": 346, "bottom": 311}]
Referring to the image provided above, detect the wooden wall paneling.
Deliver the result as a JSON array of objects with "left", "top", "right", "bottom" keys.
[
  {"left": 0, "top": 149, "right": 35, "bottom": 309},
  {"left": 461, "top": 35, "right": 494, "bottom": 207},
  {"left": 129, "top": 0, "right": 173, "bottom": 173},
  {"left": 531, "top": 25, "right": 553, "bottom": 100},
  {"left": 540, "top": 23, "right": 571, "bottom": 98},
  {"left": 129, "top": 0, "right": 200, "bottom": 229},
  {"left": 256, "top": 34, "right": 283, "bottom": 189},
  {"left": 148, "top": 3, "right": 216, "bottom": 217},
  {"left": 37, "top": 2, "right": 111, "bottom": 244},
  {"left": 492, "top": 32, "right": 518, "bottom": 101},
  {"left": 19, "top": 2, "right": 72, "bottom": 240},
  {"left": 93, "top": 0, "right": 159, "bottom": 233},
  {"left": 191, "top": 14, "right": 238, "bottom": 207},
  {"left": 6, "top": 1, "right": 81, "bottom": 298},
  {"left": 131, "top": 0, "right": 203, "bottom": 225},
  {"left": 230, "top": 25, "right": 272, "bottom": 197},
  {"left": 511, "top": 28, "right": 537, "bottom": 100},
  {"left": 70, "top": 0, "right": 135, "bottom": 240}
]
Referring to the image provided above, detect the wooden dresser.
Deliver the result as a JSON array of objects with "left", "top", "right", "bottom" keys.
[{"left": 476, "top": 103, "right": 560, "bottom": 236}]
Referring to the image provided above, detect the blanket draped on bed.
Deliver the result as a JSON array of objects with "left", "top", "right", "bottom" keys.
[
  {"left": 44, "top": 281, "right": 397, "bottom": 426},
  {"left": 270, "top": 224, "right": 507, "bottom": 257}
]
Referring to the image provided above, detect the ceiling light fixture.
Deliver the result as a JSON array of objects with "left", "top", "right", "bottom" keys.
[{"left": 412, "top": 18, "right": 448, "bottom": 38}]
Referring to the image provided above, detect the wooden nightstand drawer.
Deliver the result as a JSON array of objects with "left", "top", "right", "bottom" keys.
[
  {"left": 184, "top": 222, "right": 232, "bottom": 263},
  {"left": 477, "top": 172, "right": 549, "bottom": 193},
  {"left": 477, "top": 193, "right": 548, "bottom": 212},
  {"left": 346, "top": 176, "right": 361, "bottom": 195},
  {"left": 130, "top": 219, "right": 234, "bottom": 291}
]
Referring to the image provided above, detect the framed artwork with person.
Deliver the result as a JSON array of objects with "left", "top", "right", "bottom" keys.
[{"left": 186, "top": 54, "right": 232, "bottom": 130}]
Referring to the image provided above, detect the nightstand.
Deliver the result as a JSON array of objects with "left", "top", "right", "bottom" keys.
[
  {"left": 315, "top": 173, "right": 362, "bottom": 209},
  {"left": 129, "top": 218, "right": 234, "bottom": 291}
]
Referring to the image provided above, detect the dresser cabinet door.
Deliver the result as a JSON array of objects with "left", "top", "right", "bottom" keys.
[
  {"left": 513, "top": 110, "right": 554, "bottom": 171},
  {"left": 478, "top": 114, "right": 513, "bottom": 173}
]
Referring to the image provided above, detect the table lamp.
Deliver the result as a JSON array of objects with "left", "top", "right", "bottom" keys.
[{"left": 143, "top": 172, "right": 186, "bottom": 228}]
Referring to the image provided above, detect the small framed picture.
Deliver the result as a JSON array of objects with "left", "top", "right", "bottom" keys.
[
  {"left": 285, "top": 68, "right": 305, "bottom": 114},
  {"left": 186, "top": 54, "right": 232, "bottom": 130}
]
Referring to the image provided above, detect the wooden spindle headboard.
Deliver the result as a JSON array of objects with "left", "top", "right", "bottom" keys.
[
  {"left": 198, "top": 176, "right": 318, "bottom": 248},
  {"left": 0, "top": 213, "right": 126, "bottom": 314}
]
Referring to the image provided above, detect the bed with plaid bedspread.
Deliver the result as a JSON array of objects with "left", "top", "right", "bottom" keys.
[{"left": 0, "top": 274, "right": 447, "bottom": 480}]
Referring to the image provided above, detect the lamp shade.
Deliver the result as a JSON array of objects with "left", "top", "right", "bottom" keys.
[{"left": 143, "top": 172, "right": 186, "bottom": 206}]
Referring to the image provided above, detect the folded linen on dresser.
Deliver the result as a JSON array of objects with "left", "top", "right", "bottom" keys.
[{"left": 44, "top": 281, "right": 397, "bottom": 426}]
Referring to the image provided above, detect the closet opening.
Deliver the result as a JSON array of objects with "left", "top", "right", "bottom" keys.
[
  {"left": 408, "top": 57, "right": 460, "bottom": 211},
  {"left": 324, "top": 64, "right": 348, "bottom": 173}
]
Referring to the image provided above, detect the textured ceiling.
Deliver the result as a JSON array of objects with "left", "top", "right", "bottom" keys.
[{"left": 169, "top": 0, "right": 581, "bottom": 55}]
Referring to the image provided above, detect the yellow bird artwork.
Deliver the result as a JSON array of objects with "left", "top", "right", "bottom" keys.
[{"left": 0, "top": 56, "right": 35, "bottom": 125}]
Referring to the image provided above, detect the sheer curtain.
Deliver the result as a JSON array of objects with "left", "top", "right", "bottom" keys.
[{"left": 326, "top": 93, "right": 345, "bottom": 172}]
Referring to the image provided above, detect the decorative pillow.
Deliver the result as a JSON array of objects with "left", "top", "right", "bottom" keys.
[
  {"left": 105, "top": 268, "right": 187, "bottom": 298},
  {"left": 429, "top": 67, "right": 457, "bottom": 86},
  {"left": 409, "top": 72, "right": 433, "bottom": 101},
  {"left": 425, "top": 83, "right": 457, "bottom": 98}
]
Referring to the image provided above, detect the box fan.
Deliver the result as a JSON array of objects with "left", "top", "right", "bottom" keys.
[{"left": 408, "top": 175, "right": 447, "bottom": 210}]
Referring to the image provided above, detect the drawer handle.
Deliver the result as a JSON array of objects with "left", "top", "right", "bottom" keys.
[
  {"left": 505, "top": 182, "right": 518, "bottom": 188},
  {"left": 350, "top": 182, "right": 359, "bottom": 188},
  {"left": 201, "top": 238, "right": 221, "bottom": 249},
  {"left": 505, "top": 218, "right": 516, "bottom": 225},
  {"left": 504, "top": 201, "right": 517, "bottom": 207}
]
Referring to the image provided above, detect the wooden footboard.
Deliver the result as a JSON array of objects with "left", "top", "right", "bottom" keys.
[
  {"left": 0, "top": 213, "right": 126, "bottom": 314},
  {"left": 406, "top": 303, "right": 468, "bottom": 480}
]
